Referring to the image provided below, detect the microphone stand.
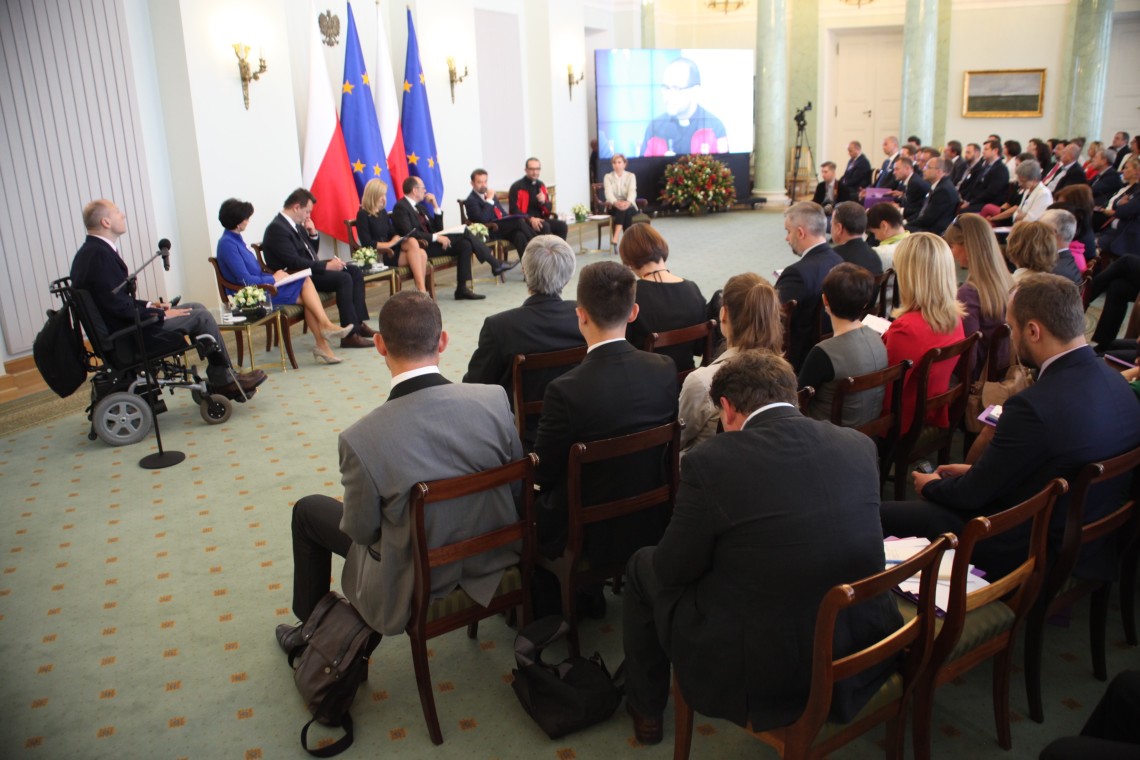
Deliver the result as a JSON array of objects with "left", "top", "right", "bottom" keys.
[{"left": 117, "top": 249, "right": 185, "bottom": 470}]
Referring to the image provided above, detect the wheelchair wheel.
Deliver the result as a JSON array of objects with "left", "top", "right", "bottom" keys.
[
  {"left": 200, "top": 394, "right": 232, "bottom": 425},
  {"left": 190, "top": 388, "right": 205, "bottom": 405},
  {"left": 92, "top": 392, "right": 154, "bottom": 446}
]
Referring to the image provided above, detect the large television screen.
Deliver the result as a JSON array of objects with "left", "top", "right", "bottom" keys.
[{"left": 595, "top": 48, "right": 754, "bottom": 160}]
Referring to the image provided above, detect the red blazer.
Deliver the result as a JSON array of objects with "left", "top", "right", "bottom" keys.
[{"left": 883, "top": 310, "right": 965, "bottom": 432}]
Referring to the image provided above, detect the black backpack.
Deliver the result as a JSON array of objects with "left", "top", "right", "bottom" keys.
[
  {"left": 33, "top": 304, "right": 87, "bottom": 398},
  {"left": 510, "top": 616, "right": 623, "bottom": 739}
]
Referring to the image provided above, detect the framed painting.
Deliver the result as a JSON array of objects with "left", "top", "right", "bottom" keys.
[{"left": 962, "top": 69, "right": 1046, "bottom": 118}]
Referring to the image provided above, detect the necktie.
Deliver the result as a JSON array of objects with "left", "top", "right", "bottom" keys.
[
  {"left": 417, "top": 209, "right": 430, "bottom": 233},
  {"left": 295, "top": 224, "right": 315, "bottom": 258},
  {"left": 493, "top": 203, "right": 502, "bottom": 220}
]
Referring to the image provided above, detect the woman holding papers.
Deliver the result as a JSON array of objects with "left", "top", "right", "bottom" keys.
[
  {"left": 356, "top": 179, "right": 428, "bottom": 293},
  {"left": 216, "top": 198, "right": 349, "bottom": 365},
  {"left": 943, "top": 214, "right": 1013, "bottom": 379},
  {"left": 602, "top": 153, "right": 638, "bottom": 251}
]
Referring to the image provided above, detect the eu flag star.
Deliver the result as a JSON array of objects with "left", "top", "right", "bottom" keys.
[
  {"left": 352, "top": 160, "right": 365, "bottom": 173},
  {"left": 419, "top": 72, "right": 425, "bottom": 84},
  {"left": 372, "top": 164, "right": 382, "bottom": 176},
  {"left": 427, "top": 157, "right": 435, "bottom": 169},
  {"left": 407, "top": 152, "right": 420, "bottom": 165},
  {"left": 403, "top": 80, "right": 412, "bottom": 93},
  {"left": 361, "top": 73, "right": 370, "bottom": 85},
  {"left": 343, "top": 80, "right": 355, "bottom": 94}
]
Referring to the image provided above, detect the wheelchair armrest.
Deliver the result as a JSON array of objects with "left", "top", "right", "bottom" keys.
[{"left": 107, "top": 315, "right": 160, "bottom": 343}]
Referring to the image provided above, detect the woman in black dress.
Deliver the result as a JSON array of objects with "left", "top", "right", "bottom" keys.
[{"left": 356, "top": 179, "right": 428, "bottom": 292}]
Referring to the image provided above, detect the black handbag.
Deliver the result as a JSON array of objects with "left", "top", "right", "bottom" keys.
[{"left": 510, "top": 616, "right": 623, "bottom": 739}]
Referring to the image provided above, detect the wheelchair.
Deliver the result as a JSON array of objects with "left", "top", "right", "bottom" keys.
[{"left": 49, "top": 277, "right": 235, "bottom": 446}]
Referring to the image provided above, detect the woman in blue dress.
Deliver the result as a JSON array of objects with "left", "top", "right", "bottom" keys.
[{"left": 216, "top": 198, "right": 350, "bottom": 365}]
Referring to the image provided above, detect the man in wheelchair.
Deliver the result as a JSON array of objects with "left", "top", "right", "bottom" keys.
[{"left": 70, "top": 199, "right": 266, "bottom": 402}]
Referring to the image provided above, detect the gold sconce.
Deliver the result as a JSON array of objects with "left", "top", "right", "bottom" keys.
[
  {"left": 567, "top": 64, "right": 585, "bottom": 99},
  {"left": 447, "top": 57, "right": 468, "bottom": 104},
  {"left": 233, "top": 43, "right": 267, "bottom": 110}
]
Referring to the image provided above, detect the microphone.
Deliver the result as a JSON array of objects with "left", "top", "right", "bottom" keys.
[{"left": 158, "top": 238, "right": 171, "bottom": 271}]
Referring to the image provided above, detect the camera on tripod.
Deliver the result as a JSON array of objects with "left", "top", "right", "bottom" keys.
[{"left": 794, "top": 101, "right": 812, "bottom": 129}]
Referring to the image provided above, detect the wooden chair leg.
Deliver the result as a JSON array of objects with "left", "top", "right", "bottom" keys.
[
  {"left": 911, "top": 676, "right": 935, "bottom": 760},
  {"left": 466, "top": 621, "right": 478, "bottom": 639},
  {"left": 672, "top": 675, "right": 694, "bottom": 760},
  {"left": 234, "top": 330, "right": 245, "bottom": 367},
  {"left": 885, "top": 711, "right": 907, "bottom": 760},
  {"left": 265, "top": 323, "right": 274, "bottom": 352},
  {"left": 893, "top": 455, "right": 907, "bottom": 500},
  {"left": 409, "top": 634, "right": 444, "bottom": 745},
  {"left": 1024, "top": 602, "right": 1048, "bottom": 723},
  {"left": 993, "top": 645, "right": 1014, "bottom": 750},
  {"left": 1091, "top": 583, "right": 1112, "bottom": 681},
  {"left": 1122, "top": 545, "right": 1139, "bottom": 645},
  {"left": 560, "top": 570, "right": 580, "bottom": 658},
  {"left": 280, "top": 320, "right": 298, "bottom": 370}
]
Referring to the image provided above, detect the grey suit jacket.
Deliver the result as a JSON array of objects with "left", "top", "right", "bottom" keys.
[{"left": 340, "top": 374, "right": 524, "bottom": 635}]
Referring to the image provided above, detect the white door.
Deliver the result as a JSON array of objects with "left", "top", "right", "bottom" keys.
[
  {"left": 1102, "top": 17, "right": 1140, "bottom": 144},
  {"left": 826, "top": 29, "right": 904, "bottom": 180}
]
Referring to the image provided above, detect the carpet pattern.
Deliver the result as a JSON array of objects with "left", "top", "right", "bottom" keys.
[{"left": 0, "top": 212, "right": 1134, "bottom": 759}]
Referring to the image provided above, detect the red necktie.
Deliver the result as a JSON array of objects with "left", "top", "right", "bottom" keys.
[
  {"left": 493, "top": 204, "right": 502, "bottom": 220},
  {"left": 417, "top": 210, "right": 430, "bottom": 233}
]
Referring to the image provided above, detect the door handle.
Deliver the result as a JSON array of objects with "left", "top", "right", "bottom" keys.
[{"left": 863, "top": 109, "right": 872, "bottom": 117}]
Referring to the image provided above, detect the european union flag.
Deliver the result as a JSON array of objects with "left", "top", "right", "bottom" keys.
[
  {"left": 400, "top": 9, "right": 443, "bottom": 210},
  {"left": 341, "top": 2, "right": 394, "bottom": 210}
]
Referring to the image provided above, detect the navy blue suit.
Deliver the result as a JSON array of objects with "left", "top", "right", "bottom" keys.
[
  {"left": 1103, "top": 191, "right": 1140, "bottom": 258},
  {"left": 882, "top": 346, "right": 1140, "bottom": 580},
  {"left": 1090, "top": 169, "right": 1124, "bottom": 208},
  {"left": 776, "top": 242, "right": 844, "bottom": 371},
  {"left": 908, "top": 177, "right": 960, "bottom": 235},
  {"left": 463, "top": 189, "right": 535, "bottom": 256},
  {"left": 962, "top": 159, "right": 1010, "bottom": 212},
  {"left": 841, "top": 153, "right": 873, "bottom": 193},
  {"left": 875, "top": 154, "right": 900, "bottom": 189}
]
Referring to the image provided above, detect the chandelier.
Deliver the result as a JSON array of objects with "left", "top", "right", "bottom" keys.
[
  {"left": 707, "top": 1, "right": 746, "bottom": 12},
  {"left": 839, "top": 0, "right": 875, "bottom": 7}
]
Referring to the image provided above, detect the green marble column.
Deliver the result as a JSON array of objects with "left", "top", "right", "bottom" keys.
[
  {"left": 899, "top": 0, "right": 938, "bottom": 146},
  {"left": 753, "top": 0, "right": 788, "bottom": 204},
  {"left": 641, "top": 0, "right": 655, "bottom": 48},
  {"left": 1062, "top": 0, "right": 1114, "bottom": 140}
]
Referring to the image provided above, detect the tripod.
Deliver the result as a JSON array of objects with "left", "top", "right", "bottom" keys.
[{"left": 789, "top": 113, "right": 817, "bottom": 203}]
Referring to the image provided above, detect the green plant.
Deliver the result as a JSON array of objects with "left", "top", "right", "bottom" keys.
[{"left": 659, "top": 154, "right": 736, "bottom": 213}]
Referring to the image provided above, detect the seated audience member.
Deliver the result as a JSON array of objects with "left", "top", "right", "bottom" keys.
[
  {"left": 1053, "top": 184, "right": 1097, "bottom": 265},
  {"left": 943, "top": 214, "right": 1013, "bottom": 378},
  {"left": 830, "top": 202, "right": 883, "bottom": 275},
  {"left": 262, "top": 188, "right": 373, "bottom": 348},
  {"left": 907, "top": 135, "right": 922, "bottom": 152},
  {"left": 867, "top": 202, "right": 909, "bottom": 271},
  {"left": 907, "top": 157, "right": 960, "bottom": 234},
  {"left": 1029, "top": 137, "right": 1054, "bottom": 176},
  {"left": 798, "top": 264, "right": 889, "bottom": 426},
  {"left": 71, "top": 199, "right": 265, "bottom": 401},
  {"left": 533, "top": 261, "right": 678, "bottom": 616},
  {"left": 991, "top": 160, "right": 1053, "bottom": 225},
  {"left": 1109, "top": 131, "right": 1132, "bottom": 172},
  {"left": 603, "top": 153, "right": 639, "bottom": 251},
  {"left": 840, "top": 141, "right": 873, "bottom": 195},
  {"left": 1040, "top": 670, "right": 1140, "bottom": 760},
  {"left": 887, "top": 156, "right": 929, "bottom": 223},
  {"left": 620, "top": 224, "right": 707, "bottom": 373},
  {"left": 882, "top": 274, "right": 1140, "bottom": 580},
  {"left": 812, "top": 160, "right": 851, "bottom": 218},
  {"left": 1088, "top": 148, "right": 1123, "bottom": 206},
  {"left": 276, "top": 292, "right": 523, "bottom": 652},
  {"left": 944, "top": 140, "right": 967, "bottom": 185},
  {"left": 216, "top": 198, "right": 350, "bottom": 365},
  {"left": 678, "top": 273, "right": 783, "bottom": 454},
  {"left": 463, "top": 235, "right": 584, "bottom": 449},
  {"left": 356, "top": 179, "right": 428, "bottom": 293},
  {"left": 1040, "top": 209, "right": 1083, "bottom": 284},
  {"left": 1086, "top": 254, "right": 1140, "bottom": 352},
  {"left": 777, "top": 201, "right": 843, "bottom": 370},
  {"left": 1097, "top": 157, "right": 1140, "bottom": 258},
  {"left": 861, "top": 135, "right": 900, "bottom": 196},
  {"left": 960, "top": 139, "right": 1010, "bottom": 213},
  {"left": 1083, "top": 141, "right": 1103, "bottom": 179},
  {"left": 464, "top": 168, "right": 536, "bottom": 259},
  {"left": 1003, "top": 140, "right": 1022, "bottom": 183},
  {"left": 954, "top": 142, "right": 984, "bottom": 197},
  {"left": 621, "top": 349, "right": 901, "bottom": 745},
  {"left": 510, "top": 157, "right": 568, "bottom": 240},
  {"left": 882, "top": 233, "right": 966, "bottom": 433},
  {"left": 1044, "top": 143, "right": 1089, "bottom": 195},
  {"left": 1008, "top": 220, "right": 1060, "bottom": 282}
]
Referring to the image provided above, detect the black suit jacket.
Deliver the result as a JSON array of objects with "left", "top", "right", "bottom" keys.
[
  {"left": 1090, "top": 169, "right": 1124, "bottom": 207},
  {"left": 1112, "top": 145, "right": 1133, "bottom": 173},
  {"left": 391, "top": 198, "right": 442, "bottom": 245},
  {"left": 875, "top": 154, "right": 900, "bottom": 189},
  {"left": 1052, "top": 249, "right": 1082, "bottom": 285},
  {"left": 777, "top": 243, "right": 844, "bottom": 370},
  {"left": 463, "top": 189, "right": 507, "bottom": 225},
  {"left": 908, "top": 177, "right": 959, "bottom": 234},
  {"left": 70, "top": 235, "right": 164, "bottom": 333},
  {"left": 899, "top": 175, "right": 930, "bottom": 222},
  {"left": 533, "top": 341, "right": 678, "bottom": 565},
  {"left": 923, "top": 347, "right": 1140, "bottom": 580},
  {"left": 811, "top": 180, "right": 851, "bottom": 210},
  {"left": 463, "top": 294, "right": 585, "bottom": 447},
  {"left": 949, "top": 156, "right": 968, "bottom": 185},
  {"left": 832, "top": 237, "right": 884, "bottom": 276},
  {"left": 262, "top": 214, "right": 324, "bottom": 273},
  {"left": 841, "top": 154, "right": 872, "bottom": 192},
  {"left": 963, "top": 159, "right": 1010, "bottom": 208},
  {"left": 1051, "top": 163, "right": 1089, "bottom": 194},
  {"left": 658, "top": 406, "right": 901, "bottom": 729},
  {"left": 956, "top": 159, "right": 984, "bottom": 197}
]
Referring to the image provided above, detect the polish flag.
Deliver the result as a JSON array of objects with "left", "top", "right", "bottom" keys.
[
  {"left": 374, "top": 6, "right": 407, "bottom": 200},
  {"left": 302, "top": 5, "right": 357, "bottom": 242}
]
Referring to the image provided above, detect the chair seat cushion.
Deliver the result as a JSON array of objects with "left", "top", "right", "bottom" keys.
[
  {"left": 317, "top": 291, "right": 336, "bottom": 307},
  {"left": 810, "top": 672, "right": 904, "bottom": 747},
  {"left": 425, "top": 566, "right": 522, "bottom": 622},
  {"left": 276, "top": 304, "right": 304, "bottom": 320},
  {"left": 898, "top": 597, "right": 1016, "bottom": 662},
  {"left": 428, "top": 255, "right": 457, "bottom": 270}
]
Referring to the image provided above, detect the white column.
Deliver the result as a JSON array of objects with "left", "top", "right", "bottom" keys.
[{"left": 752, "top": 0, "right": 788, "bottom": 205}]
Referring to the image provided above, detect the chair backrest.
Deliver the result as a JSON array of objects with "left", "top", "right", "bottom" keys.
[
  {"left": 831, "top": 360, "right": 912, "bottom": 439},
  {"left": 867, "top": 269, "right": 893, "bottom": 318},
  {"left": 783, "top": 534, "right": 957, "bottom": 748},
  {"left": 780, "top": 300, "right": 797, "bottom": 359},
  {"left": 985, "top": 323, "right": 1013, "bottom": 382},
  {"left": 797, "top": 386, "right": 815, "bottom": 414},
  {"left": 67, "top": 285, "right": 116, "bottom": 358},
  {"left": 564, "top": 420, "right": 682, "bottom": 558},
  {"left": 590, "top": 183, "right": 606, "bottom": 214},
  {"left": 456, "top": 199, "right": 470, "bottom": 225},
  {"left": 644, "top": 319, "right": 717, "bottom": 383},
  {"left": 343, "top": 219, "right": 361, "bottom": 251},
  {"left": 207, "top": 257, "right": 237, "bottom": 304},
  {"left": 1126, "top": 292, "right": 1140, "bottom": 341},
  {"left": 407, "top": 454, "right": 538, "bottom": 633},
  {"left": 510, "top": 345, "right": 588, "bottom": 444},
  {"left": 873, "top": 269, "right": 899, "bottom": 318},
  {"left": 251, "top": 242, "right": 269, "bottom": 271},
  {"left": 904, "top": 331, "right": 981, "bottom": 439},
  {"left": 933, "top": 479, "right": 1067, "bottom": 666}
]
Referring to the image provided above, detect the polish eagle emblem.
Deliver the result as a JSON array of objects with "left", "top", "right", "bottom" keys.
[{"left": 319, "top": 11, "right": 340, "bottom": 47}]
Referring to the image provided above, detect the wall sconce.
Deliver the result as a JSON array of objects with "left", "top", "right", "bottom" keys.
[
  {"left": 567, "top": 64, "right": 585, "bottom": 99},
  {"left": 233, "top": 43, "right": 267, "bottom": 110},
  {"left": 447, "top": 57, "right": 468, "bottom": 104}
]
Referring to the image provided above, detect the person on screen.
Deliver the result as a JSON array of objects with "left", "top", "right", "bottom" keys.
[{"left": 641, "top": 58, "right": 728, "bottom": 157}]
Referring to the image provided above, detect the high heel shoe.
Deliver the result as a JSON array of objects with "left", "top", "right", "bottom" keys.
[
  {"left": 311, "top": 347, "right": 343, "bottom": 365},
  {"left": 321, "top": 324, "right": 353, "bottom": 341}
]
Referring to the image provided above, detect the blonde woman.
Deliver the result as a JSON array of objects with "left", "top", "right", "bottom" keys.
[
  {"left": 1006, "top": 221, "right": 1058, "bottom": 281},
  {"left": 355, "top": 178, "right": 428, "bottom": 292},
  {"left": 943, "top": 214, "right": 1013, "bottom": 378},
  {"left": 882, "top": 233, "right": 966, "bottom": 432},
  {"left": 677, "top": 273, "right": 782, "bottom": 454},
  {"left": 603, "top": 153, "right": 638, "bottom": 251}
]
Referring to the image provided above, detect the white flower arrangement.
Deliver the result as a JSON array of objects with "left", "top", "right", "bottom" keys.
[
  {"left": 352, "top": 247, "right": 378, "bottom": 267},
  {"left": 233, "top": 285, "right": 267, "bottom": 309},
  {"left": 468, "top": 223, "right": 489, "bottom": 242},
  {"left": 571, "top": 203, "right": 589, "bottom": 221}
]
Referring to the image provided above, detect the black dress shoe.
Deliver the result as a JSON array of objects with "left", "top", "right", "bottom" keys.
[
  {"left": 340, "top": 334, "right": 374, "bottom": 349},
  {"left": 356, "top": 323, "right": 376, "bottom": 338},
  {"left": 627, "top": 702, "right": 663, "bottom": 745},
  {"left": 491, "top": 260, "right": 519, "bottom": 277},
  {"left": 455, "top": 288, "right": 486, "bottom": 300},
  {"left": 276, "top": 622, "right": 306, "bottom": 655}
]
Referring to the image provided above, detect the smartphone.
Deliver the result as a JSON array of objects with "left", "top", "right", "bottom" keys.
[{"left": 915, "top": 460, "right": 935, "bottom": 475}]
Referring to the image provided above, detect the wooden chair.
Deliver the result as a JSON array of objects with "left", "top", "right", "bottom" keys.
[
  {"left": 871, "top": 269, "right": 899, "bottom": 318},
  {"left": 537, "top": 420, "right": 682, "bottom": 657},
  {"left": 206, "top": 257, "right": 299, "bottom": 370},
  {"left": 831, "top": 360, "right": 912, "bottom": 491},
  {"left": 405, "top": 454, "right": 539, "bottom": 745},
  {"left": 909, "top": 479, "right": 1067, "bottom": 760},
  {"left": 456, "top": 198, "right": 512, "bottom": 264},
  {"left": 509, "top": 345, "right": 588, "bottom": 446},
  {"left": 983, "top": 323, "right": 1013, "bottom": 382},
  {"left": 673, "top": 535, "right": 957, "bottom": 760},
  {"left": 590, "top": 182, "right": 650, "bottom": 238},
  {"left": 890, "top": 332, "right": 981, "bottom": 499},
  {"left": 643, "top": 319, "right": 717, "bottom": 383},
  {"left": 780, "top": 300, "right": 797, "bottom": 360},
  {"left": 343, "top": 218, "right": 437, "bottom": 298},
  {"left": 1024, "top": 445, "right": 1140, "bottom": 723},
  {"left": 796, "top": 386, "right": 815, "bottom": 414}
]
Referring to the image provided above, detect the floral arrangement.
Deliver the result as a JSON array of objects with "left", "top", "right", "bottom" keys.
[
  {"left": 659, "top": 154, "right": 737, "bottom": 214},
  {"left": 352, "top": 246, "right": 378, "bottom": 267},
  {"left": 571, "top": 203, "right": 590, "bottom": 222},
  {"left": 468, "top": 223, "right": 489, "bottom": 242},
  {"left": 232, "top": 285, "right": 267, "bottom": 310}
]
